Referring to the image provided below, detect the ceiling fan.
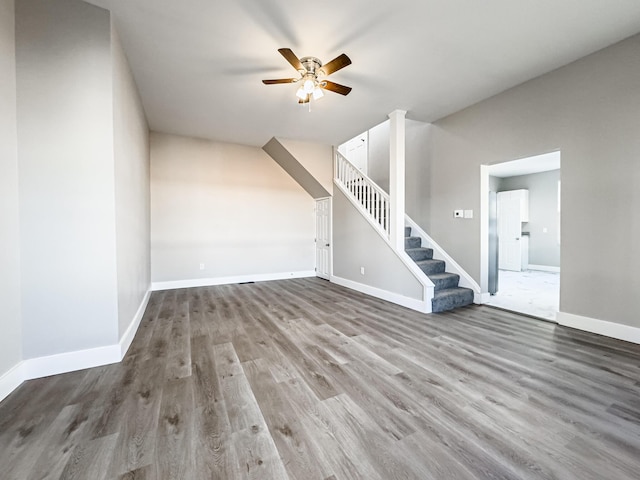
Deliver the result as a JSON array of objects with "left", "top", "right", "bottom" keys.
[{"left": 262, "top": 48, "right": 352, "bottom": 104}]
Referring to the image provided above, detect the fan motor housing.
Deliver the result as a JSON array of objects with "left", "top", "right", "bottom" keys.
[{"left": 299, "top": 56, "right": 323, "bottom": 76}]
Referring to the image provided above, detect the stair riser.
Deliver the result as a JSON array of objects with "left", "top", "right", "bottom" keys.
[
  {"left": 404, "top": 226, "right": 412, "bottom": 237},
  {"left": 418, "top": 261, "right": 445, "bottom": 275},
  {"left": 432, "top": 289, "right": 475, "bottom": 313},
  {"left": 406, "top": 248, "right": 433, "bottom": 261},
  {"left": 405, "top": 237, "right": 421, "bottom": 249},
  {"left": 432, "top": 275, "right": 460, "bottom": 291}
]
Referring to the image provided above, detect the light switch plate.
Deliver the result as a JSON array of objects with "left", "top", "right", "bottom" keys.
[{"left": 454, "top": 210, "right": 463, "bottom": 218}]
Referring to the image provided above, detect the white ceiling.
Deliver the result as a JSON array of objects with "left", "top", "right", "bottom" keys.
[{"left": 84, "top": 0, "right": 640, "bottom": 147}]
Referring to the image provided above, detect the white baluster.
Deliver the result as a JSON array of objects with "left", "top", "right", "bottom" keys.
[{"left": 373, "top": 191, "right": 377, "bottom": 223}]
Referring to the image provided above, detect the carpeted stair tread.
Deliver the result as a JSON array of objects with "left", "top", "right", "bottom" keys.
[
  {"left": 428, "top": 272, "right": 461, "bottom": 291},
  {"left": 405, "top": 236, "right": 421, "bottom": 249},
  {"left": 405, "top": 247, "right": 433, "bottom": 261},
  {"left": 416, "top": 259, "right": 445, "bottom": 275},
  {"left": 432, "top": 287, "right": 475, "bottom": 313}
]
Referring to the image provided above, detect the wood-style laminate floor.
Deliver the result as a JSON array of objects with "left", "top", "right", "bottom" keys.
[{"left": 1, "top": 278, "right": 640, "bottom": 479}]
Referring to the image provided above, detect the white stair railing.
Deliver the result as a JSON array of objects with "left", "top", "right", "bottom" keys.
[{"left": 335, "top": 152, "right": 390, "bottom": 238}]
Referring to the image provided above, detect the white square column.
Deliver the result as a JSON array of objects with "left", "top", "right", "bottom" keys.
[{"left": 389, "top": 109, "right": 406, "bottom": 251}]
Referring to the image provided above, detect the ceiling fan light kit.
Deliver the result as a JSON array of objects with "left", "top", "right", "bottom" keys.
[{"left": 262, "top": 48, "right": 352, "bottom": 107}]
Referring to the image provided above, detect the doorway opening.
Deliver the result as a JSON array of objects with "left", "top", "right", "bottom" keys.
[{"left": 481, "top": 151, "right": 560, "bottom": 321}]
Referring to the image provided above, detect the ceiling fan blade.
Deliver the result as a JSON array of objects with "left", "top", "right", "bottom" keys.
[
  {"left": 262, "top": 78, "right": 298, "bottom": 85},
  {"left": 320, "top": 53, "right": 351, "bottom": 76},
  {"left": 278, "top": 48, "right": 303, "bottom": 72},
  {"left": 321, "top": 80, "right": 352, "bottom": 96}
]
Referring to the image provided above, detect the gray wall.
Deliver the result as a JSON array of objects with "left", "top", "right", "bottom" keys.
[
  {"left": 150, "top": 132, "right": 315, "bottom": 283},
  {"left": 112, "top": 25, "right": 151, "bottom": 338},
  {"left": 498, "top": 170, "right": 560, "bottom": 268},
  {"left": 0, "top": 0, "right": 22, "bottom": 378},
  {"left": 405, "top": 120, "right": 432, "bottom": 230},
  {"left": 333, "top": 188, "right": 424, "bottom": 300},
  {"left": 367, "top": 120, "right": 390, "bottom": 192},
  {"left": 16, "top": 0, "right": 119, "bottom": 357},
  {"left": 427, "top": 34, "right": 640, "bottom": 329},
  {"left": 361, "top": 117, "right": 431, "bottom": 230}
]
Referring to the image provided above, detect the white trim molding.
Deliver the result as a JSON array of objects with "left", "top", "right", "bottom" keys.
[
  {"left": 151, "top": 270, "right": 316, "bottom": 291},
  {"left": 1, "top": 343, "right": 123, "bottom": 403},
  {"left": 119, "top": 289, "right": 152, "bottom": 357},
  {"left": 528, "top": 264, "right": 560, "bottom": 273},
  {"left": 557, "top": 311, "right": 640, "bottom": 345},
  {"left": 0, "top": 362, "right": 27, "bottom": 404},
  {"left": 23, "top": 345, "right": 122, "bottom": 380},
  {"left": 476, "top": 292, "right": 492, "bottom": 304},
  {"left": 0, "top": 288, "right": 153, "bottom": 404},
  {"left": 331, "top": 275, "right": 431, "bottom": 313}
]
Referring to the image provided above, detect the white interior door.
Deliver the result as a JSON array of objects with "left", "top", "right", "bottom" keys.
[
  {"left": 497, "top": 191, "right": 522, "bottom": 271},
  {"left": 345, "top": 133, "right": 368, "bottom": 174},
  {"left": 315, "top": 198, "right": 331, "bottom": 279}
]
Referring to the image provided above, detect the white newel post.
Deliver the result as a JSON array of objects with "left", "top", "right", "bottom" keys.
[{"left": 389, "top": 109, "right": 406, "bottom": 251}]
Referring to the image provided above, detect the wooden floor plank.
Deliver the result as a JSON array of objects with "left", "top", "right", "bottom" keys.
[
  {"left": 58, "top": 432, "right": 118, "bottom": 480},
  {"left": 24, "top": 404, "right": 92, "bottom": 480},
  {"left": 243, "top": 358, "right": 330, "bottom": 480},
  {"left": 1, "top": 277, "right": 640, "bottom": 479},
  {"left": 155, "top": 377, "right": 196, "bottom": 479}
]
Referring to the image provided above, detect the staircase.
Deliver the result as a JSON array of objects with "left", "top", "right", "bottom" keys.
[
  {"left": 405, "top": 226, "right": 474, "bottom": 312},
  {"left": 335, "top": 152, "right": 477, "bottom": 314}
]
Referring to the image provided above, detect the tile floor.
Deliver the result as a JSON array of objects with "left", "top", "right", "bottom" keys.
[{"left": 486, "top": 269, "right": 560, "bottom": 321}]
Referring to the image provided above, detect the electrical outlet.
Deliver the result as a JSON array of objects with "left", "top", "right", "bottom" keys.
[
  {"left": 360, "top": 267, "right": 365, "bottom": 275},
  {"left": 454, "top": 210, "right": 463, "bottom": 218},
  {"left": 199, "top": 263, "right": 205, "bottom": 270},
  {"left": 464, "top": 209, "right": 473, "bottom": 219}
]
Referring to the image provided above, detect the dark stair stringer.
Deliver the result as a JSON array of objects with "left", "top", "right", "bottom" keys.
[{"left": 404, "top": 226, "right": 474, "bottom": 313}]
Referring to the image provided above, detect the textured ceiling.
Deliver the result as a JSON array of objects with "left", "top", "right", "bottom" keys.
[{"left": 84, "top": 0, "right": 640, "bottom": 147}]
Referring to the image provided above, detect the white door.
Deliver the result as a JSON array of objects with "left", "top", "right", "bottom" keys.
[
  {"left": 315, "top": 198, "right": 331, "bottom": 279},
  {"left": 498, "top": 191, "right": 522, "bottom": 271},
  {"left": 345, "top": 134, "right": 368, "bottom": 174}
]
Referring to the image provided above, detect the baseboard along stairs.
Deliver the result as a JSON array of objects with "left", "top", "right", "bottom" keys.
[{"left": 405, "top": 226, "right": 474, "bottom": 312}]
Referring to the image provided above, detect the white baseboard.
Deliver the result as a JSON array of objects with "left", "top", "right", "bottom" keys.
[
  {"left": 119, "top": 289, "right": 151, "bottom": 357},
  {"left": 331, "top": 275, "right": 430, "bottom": 313},
  {"left": 0, "top": 362, "right": 27, "bottom": 404},
  {"left": 475, "top": 292, "right": 491, "bottom": 304},
  {"left": 0, "top": 289, "right": 153, "bottom": 405},
  {"left": 151, "top": 270, "right": 316, "bottom": 291},
  {"left": 557, "top": 311, "right": 640, "bottom": 345},
  {"left": 528, "top": 264, "right": 560, "bottom": 273},
  {"left": 23, "top": 344, "right": 122, "bottom": 380}
]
